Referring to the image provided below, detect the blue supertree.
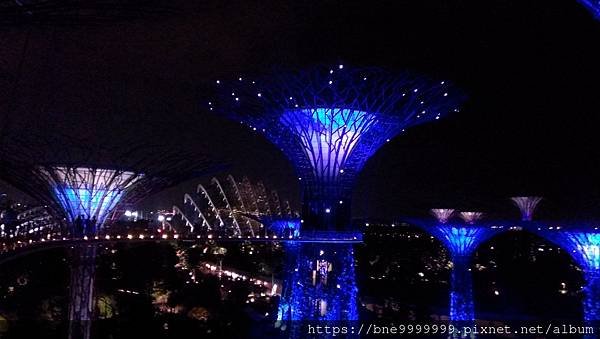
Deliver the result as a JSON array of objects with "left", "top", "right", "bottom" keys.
[
  {"left": 211, "top": 65, "right": 464, "bottom": 326},
  {"left": 579, "top": 0, "right": 600, "bottom": 20},
  {"left": 210, "top": 65, "right": 464, "bottom": 232},
  {"left": 537, "top": 228, "right": 600, "bottom": 324},
  {"left": 425, "top": 210, "right": 500, "bottom": 326}
]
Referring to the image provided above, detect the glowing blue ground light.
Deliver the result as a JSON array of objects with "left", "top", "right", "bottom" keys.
[
  {"left": 276, "top": 241, "right": 358, "bottom": 338},
  {"left": 429, "top": 224, "right": 499, "bottom": 323},
  {"left": 540, "top": 230, "right": 600, "bottom": 323}
]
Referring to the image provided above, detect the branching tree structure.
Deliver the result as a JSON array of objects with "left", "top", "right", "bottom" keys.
[
  {"left": 1, "top": 132, "right": 217, "bottom": 339},
  {"left": 211, "top": 65, "right": 465, "bottom": 327},
  {"left": 413, "top": 213, "right": 500, "bottom": 328},
  {"left": 538, "top": 228, "right": 600, "bottom": 325},
  {"left": 459, "top": 211, "right": 484, "bottom": 224},
  {"left": 211, "top": 65, "right": 465, "bottom": 233},
  {"left": 431, "top": 208, "right": 455, "bottom": 224},
  {"left": 511, "top": 196, "right": 543, "bottom": 221}
]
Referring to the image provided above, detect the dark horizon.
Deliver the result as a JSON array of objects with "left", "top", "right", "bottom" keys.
[{"left": 1, "top": 0, "right": 599, "bottom": 221}]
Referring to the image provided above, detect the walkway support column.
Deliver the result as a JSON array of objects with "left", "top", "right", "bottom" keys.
[{"left": 68, "top": 244, "right": 97, "bottom": 339}]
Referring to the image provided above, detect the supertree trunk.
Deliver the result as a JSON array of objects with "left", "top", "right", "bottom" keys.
[
  {"left": 301, "top": 183, "right": 352, "bottom": 232},
  {"left": 277, "top": 242, "right": 358, "bottom": 338},
  {"left": 68, "top": 244, "right": 97, "bottom": 339},
  {"left": 449, "top": 254, "right": 474, "bottom": 338},
  {"left": 579, "top": 271, "right": 600, "bottom": 339},
  {"left": 584, "top": 271, "right": 600, "bottom": 322}
]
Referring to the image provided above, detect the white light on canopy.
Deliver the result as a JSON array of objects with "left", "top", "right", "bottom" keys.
[
  {"left": 280, "top": 108, "right": 376, "bottom": 182},
  {"left": 40, "top": 167, "right": 142, "bottom": 227}
]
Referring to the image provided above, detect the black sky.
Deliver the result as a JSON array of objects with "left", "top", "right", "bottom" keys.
[{"left": 1, "top": 0, "right": 599, "bottom": 221}]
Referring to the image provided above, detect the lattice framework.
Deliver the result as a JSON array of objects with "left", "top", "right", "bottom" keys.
[{"left": 211, "top": 65, "right": 465, "bottom": 231}]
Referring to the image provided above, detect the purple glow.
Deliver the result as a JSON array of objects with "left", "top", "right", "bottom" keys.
[
  {"left": 430, "top": 208, "right": 455, "bottom": 224},
  {"left": 41, "top": 167, "right": 142, "bottom": 228},
  {"left": 280, "top": 108, "right": 374, "bottom": 182},
  {"left": 511, "top": 196, "right": 542, "bottom": 221},
  {"left": 459, "top": 211, "right": 484, "bottom": 224}
]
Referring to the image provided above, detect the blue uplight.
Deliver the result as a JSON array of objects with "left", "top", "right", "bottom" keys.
[
  {"left": 269, "top": 219, "right": 301, "bottom": 238},
  {"left": 42, "top": 167, "right": 141, "bottom": 232},
  {"left": 277, "top": 242, "right": 358, "bottom": 336},
  {"left": 449, "top": 255, "right": 475, "bottom": 321},
  {"left": 579, "top": 0, "right": 600, "bottom": 20},
  {"left": 213, "top": 66, "right": 464, "bottom": 325},
  {"left": 55, "top": 188, "right": 122, "bottom": 227},
  {"left": 280, "top": 108, "right": 374, "bottom": 182},
  {"left": 556, "top": 232, "right": 600, "bottom": 271},
  {"left": 540, "top": 230, "right": 600, "bottom": 322},
  {"left": 212, "top": 65, "right": 465, "bottom": 232},
  {"left": 433, "top": 226, "right": 497, "bottom": 257},
  {"left": 427, "top": 223, "right": 499, "bottom": 323}
]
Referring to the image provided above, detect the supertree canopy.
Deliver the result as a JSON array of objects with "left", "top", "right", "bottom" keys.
[
  {"left": 413, "top": 215, "right": 501, "bottom": 323},
  {"left": 1, "top": 132, "right": 218, "bottom": 339},
  {"left": 538, "top": 228, "right": 600, "bottom": 323},
  {"left": 459, "top": 211, "right": 484, "bottom": 224},
  {"left": 39, "top": 167, "right": 141, "bottom": 232},
  {"left": 4, "top": 135, "right": 217, "bottom": 235},
  {"left": 211, "top": 65, "right": 465, "bottom": 232},
  {"left": 511, "top": 196, "right": 543, "bottom": 221},
  {"left": 431, "top": 208, "right": 455, "bottom": 224}
]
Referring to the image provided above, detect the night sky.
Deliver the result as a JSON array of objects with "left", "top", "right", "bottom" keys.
[{"left": 1, "top": 0, "right": 599, "bottom": 221}]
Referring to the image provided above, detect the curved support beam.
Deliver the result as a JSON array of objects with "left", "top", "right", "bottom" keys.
[
  {"left": 211, "top": 177, "right": 241, "bottom": 236},
  {"left": 255, "top": 181, "right": 272, "bottom": 215},
  {"left": 240, "top": 177, "right": 260, "bottom": 214},
  {"left": 197, "top": 184, "right": 225, "bottom": 228},
  {"left": 172, "top": 205, "right": 197, "bottom": 232},
  {"left": 183, "top": 194, "right": 211, "bottom": 230},
  {"left": 227, "top": 175, "right": 255, "bottom": 236}
]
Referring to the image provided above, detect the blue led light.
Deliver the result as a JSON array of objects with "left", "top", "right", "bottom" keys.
[
  {"left": 579, "top": 0, "right": 600, "bottom": 20},
  {"left": 540, "top": 231, "right": 600, "bottom": 322},
  {"left": 44, "top": 167, "right": 141, "bottom": 232},
  {"left": 280, "top": 108, "right": 374, "bottom": 182},
  {"left": 449, "top": 255, "right": 474, "bottom": 321},
  {"left": 213, "top": 66, "right": 465, "bottom": 232},
  {"left": 213, "top": 66, "right": 464, "bottom": 325},
  {"left": 277, "top": 241, "right": 358, "bottom": 335},
  {"left": 433, "top": 226, "right": 496, "bottom": 257},
  {"left": 269, "top": 219, "right": 301, "bottom": 238},
  {"left": 55, "top": 188, "right": 122, "bottom": 226},
  {"left": 428, "top": 224, "right": 498, "bottom": 323}
]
